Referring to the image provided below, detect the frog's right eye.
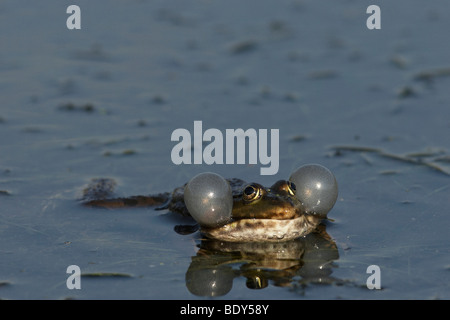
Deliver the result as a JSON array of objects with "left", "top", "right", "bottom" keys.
[
  {"left": 287, "top": 181, "right": 296, "bottom": 196},
  {"left": 243, "top": 184, "right": 262, "bottom": 202}
]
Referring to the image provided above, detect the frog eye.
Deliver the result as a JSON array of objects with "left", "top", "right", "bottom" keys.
[
  {"left": 243, "top": 184, "right": 262, "bottom": 202},
  {"left": 287, "top": 181, "right": 296, "bottom": 196}
]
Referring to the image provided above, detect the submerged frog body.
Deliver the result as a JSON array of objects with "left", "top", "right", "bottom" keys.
[{"left": 82, "top": 175, "right": 329, "bottom": 242}]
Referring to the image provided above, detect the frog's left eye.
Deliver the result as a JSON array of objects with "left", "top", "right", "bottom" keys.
[
  {"left": 287, "top": 181, "right": 296, "bottom": 196},
  {"left": 243, "top": 184, "right": 262, "bottom": 202}
]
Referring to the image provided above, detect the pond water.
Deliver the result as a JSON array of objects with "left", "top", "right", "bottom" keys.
[{"left": 0, "top": 0, "right": 449, "bottom": 299}]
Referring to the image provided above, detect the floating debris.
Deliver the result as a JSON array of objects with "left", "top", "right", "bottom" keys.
[
  {"left": 283, "top": 92, "right": 299, "bottom": 102},
  {"left": 230, "top": 40, "right": 258, "bottom": 54},
  {"left": 289, "top": 135, "right": 307, "bottom": 142},
  {"left": 269, "top": 20, "right": 287, "bottom": 32},
  {"left": 397, "top": 86, "right": 417, "bottom": 98},
  {"left": 330, "top": 145, "right": 450, "bottom": 176},
  {"left": 121, "top": 149, "right": 137, "bottom": 156},
  {"left": 405, "top": 148, "right": 446, "bottom": 158},
  {"left": 137, "top": 119, "right": 147, "bottom": 127},
  {"left": 389, "top": 54, "right": 409, "bottom": 69},
  {"left": 379, "top": 170, "right": 399, "bottom": 175},
  {"left": 413, "top": 67, "right": 450, "bottom": 83},
  {"left": 81, "top": 272, "right": 133, "bottom": 278},
  {"left": 434, "top": 155, "right": 450, "bottom": 163},
  {"left": 73, "top": 43, "right": 110, "bottom": 62},
  {"left": 151, "top": 94, "right": 166, "bottom": 104},
  {"left": 103, "top": 149, "right": 137, "bottom": 157},
  {"left": 331, "top": 145, "right": 380, "bottom": 153},
  {"left": 58, "top": 102, "right": 95, "bottom": 113}
]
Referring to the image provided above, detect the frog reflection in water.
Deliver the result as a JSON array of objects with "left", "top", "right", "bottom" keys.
[
  {"left": 186, "top": 224, "right": 340, "bottom": 297},
  {"left": 82, "top": 164, "right": 338, "bottom": 242}
]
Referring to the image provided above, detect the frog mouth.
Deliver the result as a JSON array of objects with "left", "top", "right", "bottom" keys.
[{"left": 201, "top": 215, "right": 320, "bottom": 242}]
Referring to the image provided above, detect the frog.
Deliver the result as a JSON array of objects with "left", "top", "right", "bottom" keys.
[{"left": 81, "top": 165, "right": 338, "bottom": 242}]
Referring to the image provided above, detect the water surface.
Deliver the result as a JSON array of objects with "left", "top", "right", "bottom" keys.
[{"left": 0, "top": 0, "right": 449, "bottom": 299}]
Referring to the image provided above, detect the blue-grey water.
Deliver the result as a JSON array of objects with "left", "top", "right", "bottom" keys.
[{"left": 0, "top": 0, "right": 449, "bottom": 299}]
